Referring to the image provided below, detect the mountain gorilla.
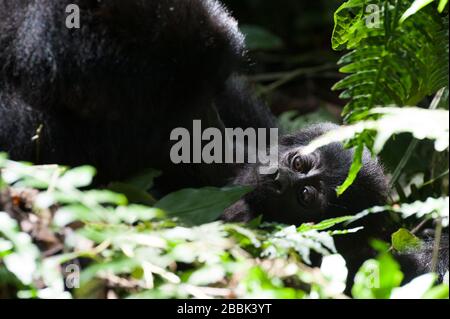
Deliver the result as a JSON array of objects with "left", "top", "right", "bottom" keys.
[{"left": 0, "top": 0, "right": 447, "bottom": 285}]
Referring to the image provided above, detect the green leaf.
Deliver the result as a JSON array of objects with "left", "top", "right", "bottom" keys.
[
  {"left": 59, "top": 166, "right": 96, "bottom": 189},
  {"left": 240, "top": 266, "right": 303, "bottom": 299},
  {"left": 400, "top": 0, "right": 435, "bottom": 23},
  {"left": 352, "top": 248, "right": 404, "bottom": 299},
  {"left": 332, "top": 1, "right": 449, "bottom": 124},
  {"left": 332, "top": 0, "right": 382, "bottom": 51},
  {"left": 263, "top": 226, "right": 337, "bottom": 265},
  {"left": 53, "top": 205, "right": 93, "bottom": 227},
  {"left": 0, "top": 238, "right": 13, "bottom": 254},
  {"left": 422, "top": 283, "right": 450, "bottom": 299},
  {"left": 188, "top": 265, "right": 226, "bottom": 286},
  {"left": 124, "top": 168, "right": 161, "bottom": 191},
  {"left": 0, "top": 213, "right": 40, "bottom": 286},
  {"left": 303, "top": 107, "right": 450, "bottom": 196},
  {"left": 2, "top": 162, "right": 64, "bottom": 189},
  {"left": 337, "top": 143, "right": 364, "bottom": 196},
  {"left": 0, "top": 153, "right": 6, "bottom": 167},
  {"left": 80, "top": 259, "right": 141, "bottom": 285},
  {"left": 353, "top": 197, "right": 449, "bottom": 227},
  {"left": 83, "top": 190, "right": 128, "bottom": 206},
  {"left": 297, "top": 216, "right": 354, "bottom": 233},
  {"left": 114, "top": 205, "right": 165, "bottom": 224},
  {"left": 391, "top": 228, "right": 423, "bottom": 253},
  {"left": 108, "top": 182, "right": 156, "bottom": 206},
  {"left": 155, "top": 186, "right": 253, "bottom": 226},
  {"left": 438, "top": 0, "right": 449, "bottom": 12}
]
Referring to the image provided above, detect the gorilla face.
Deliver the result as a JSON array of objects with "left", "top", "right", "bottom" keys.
[
  {"left": 257, "top": 146, "right": 343, "bottom": 224},
  {"left": 228, "top": 123, "right": 388, "bottom": 225}
]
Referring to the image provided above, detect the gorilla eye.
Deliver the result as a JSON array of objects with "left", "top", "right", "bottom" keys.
[
  {"left": 299, "top": 186, "right": 315, "bottom": 206},
  {"left": 292, "top": 156, "right": 303, "bottom": 172}
]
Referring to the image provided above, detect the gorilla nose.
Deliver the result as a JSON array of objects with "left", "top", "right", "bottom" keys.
[{"left": 273, "top": 167, "right": 291, "bottom": 194}]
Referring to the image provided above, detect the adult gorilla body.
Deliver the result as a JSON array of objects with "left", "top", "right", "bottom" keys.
[{"left": 0, "top": 0, "right": 274, "bottom": 190}]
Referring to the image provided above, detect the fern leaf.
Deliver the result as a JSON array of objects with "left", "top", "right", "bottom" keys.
[{"left": 332, "top": 0, "right": 449, "bottom": 123}]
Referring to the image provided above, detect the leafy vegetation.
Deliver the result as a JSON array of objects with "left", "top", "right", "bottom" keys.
[
  {"left": 1, "top": 0, "right": 449, "bottom": 299},
  {"left": 330, "top": 0, "right": 449, "bottom": 192},
  {"left": 0, "top": 156, "right": 447, "bottom": 299}
]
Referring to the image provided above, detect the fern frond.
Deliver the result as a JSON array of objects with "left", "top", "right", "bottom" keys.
[{"left": 332, "top": 0, "right": 449, "bottom": 123}]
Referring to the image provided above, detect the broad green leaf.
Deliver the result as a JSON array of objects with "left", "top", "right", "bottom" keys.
[
  {"left": 155, "top": 186, "right": 252, "bottom": 226},
  {"left": 391, "top": 228, "right": 423, "bottom": 253}
]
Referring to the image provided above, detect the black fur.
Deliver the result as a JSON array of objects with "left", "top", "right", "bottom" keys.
[
  {"left": 0, "top": 0, "right": 447, "bottom": 288},
  {"left": 396, "top": 234, "right": 449, "bottom": 283},
  {"left": 0, "top": 0, "right": 250, "bottom": 188}
]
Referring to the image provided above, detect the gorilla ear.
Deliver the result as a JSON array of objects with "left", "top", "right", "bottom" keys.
[{"left": 221, "top": 199, "right": 254, "bottom": 223}]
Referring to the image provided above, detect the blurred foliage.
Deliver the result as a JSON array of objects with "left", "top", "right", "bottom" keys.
[{"left": 0, "top": 156, "right": 448, "bottom": 299}]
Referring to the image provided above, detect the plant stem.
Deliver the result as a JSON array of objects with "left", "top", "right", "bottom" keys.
[{"left": 431, "top": 218, "right": 443, "bottom": 274}]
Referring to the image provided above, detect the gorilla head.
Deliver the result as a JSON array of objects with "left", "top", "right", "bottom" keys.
[{"left": 226, "top": 123, "right": 388, "bottom": 225}]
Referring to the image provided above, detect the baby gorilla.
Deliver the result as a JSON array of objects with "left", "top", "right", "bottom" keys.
[{"left": 223, "top": 123, "right": 388, "bottom": 225}]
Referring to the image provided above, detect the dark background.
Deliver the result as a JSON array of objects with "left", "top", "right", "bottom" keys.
[{"left": 223, "top": 0, "right": 342, "bottom": 119}]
